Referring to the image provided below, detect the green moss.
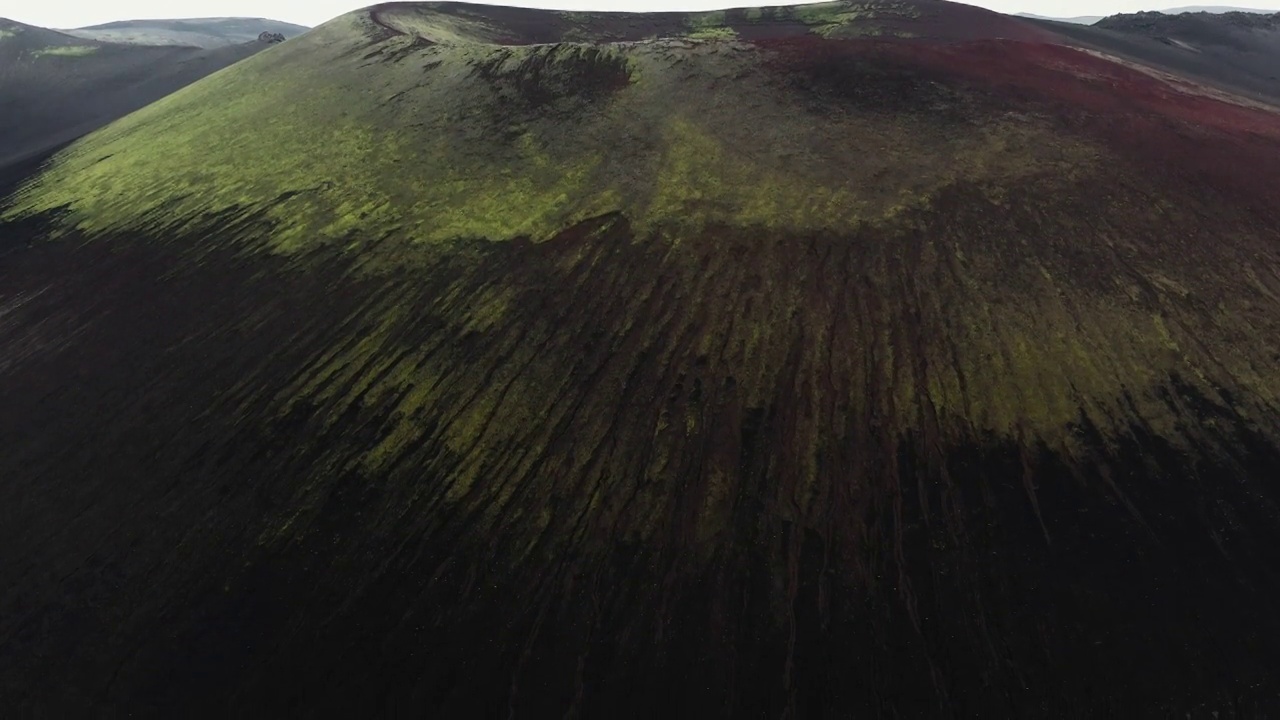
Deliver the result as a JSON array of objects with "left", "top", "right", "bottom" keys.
[
  {"left": 687, "top": 10, "right": 728, "bottom": 29},
  {"left": 374, "top": 7, "right": 506, "bottom": 44},
  {"left": 32, "top": 45, "right": 98, "bottom": 58},
  {"left": 0, "top": 29, "right": 16, "bottom": 40},
  {"left": 6, "top": 30, "right": 630, "bottom": 254},
  {"left": 787, "top": 1, "right": 921, "bottom": 37},
  {"left": 684, "top": 10, "right": 737, "bottom": 40},
  {"left": 646, "top": 117, "right": 865, "bottom": 233},
  {"left": 687, "top": 27, "right": 738, "bottom": 40},
  {"left": 4, "top": 8, "right": 1099, "bottom": 270}
]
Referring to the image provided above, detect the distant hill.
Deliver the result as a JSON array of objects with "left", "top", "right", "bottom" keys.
[
  {"left": 1097, "top": 8, "right": 1280, "bottom": 34},
  {"left": 1161, "top": 5, "right": 1279, "bottom": 12},
  {"left": 0, "top": 17, "right": 278, "bottom": 167},
  {"left": 1015, "top": 12, "right": 1105, "bottom": 24},
  {"left": 1020, "top": 8, "right": 1280, "bottom": 105},
  {"left": 1019, "top": 5, "right": 1277, "bottom": 25},
  {"left": 64, "top": 17, "right": 308, "bottom": 48}
]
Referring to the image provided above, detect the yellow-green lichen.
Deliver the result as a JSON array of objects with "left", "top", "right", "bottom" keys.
[
  {"left": 375, "top": 8, "right": 506, "bottom": 44},
  {"left": 32, "top": 45, "right": 98, "bottom": 58},
  {"left": 683, "top": 10, "right": 738, "bottom": 41},
  {"left": 687, "top": 10, "right": 728, "bottom": 30},
  {"left": 4, "top": 6, "right": 1096, "bottom": 267},
  {"left": 688, "top": 27, "right": 738, "bottom": 40},
  {"left": 789, "top": 1, "right": 921, "bottom": 37}
]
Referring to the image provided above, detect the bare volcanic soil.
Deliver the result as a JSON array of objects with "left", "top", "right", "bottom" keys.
[{"left": 3, "top": 1, "right": 1280, "bottom": 716}]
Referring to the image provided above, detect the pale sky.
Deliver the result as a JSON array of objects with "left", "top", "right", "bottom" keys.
[{"left": 0, "top": 0, "right": 1277, "bottom": 30}]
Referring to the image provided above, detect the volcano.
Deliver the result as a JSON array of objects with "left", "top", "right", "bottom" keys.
[{"left": 3, "top": 1, "right": 1280, "bottom": 715}]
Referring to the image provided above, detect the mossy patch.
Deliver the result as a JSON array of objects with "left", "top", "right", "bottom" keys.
[
  {"left": 688, "top": 27, "right": 739, "bottom": 41},
  {"left": 31, "top": 45, "right": 98, "bottom": 58},
  {"left": 685, "top": 10, "right": 736, "bottom": 40},
  {"left": 687, "top": 10, "right": 728, "bottom": 29},
  {"left": 375, "top": 8, "right": 508, "bottom": 44},
  {"left": 4, "top": 18, "right": 1101, "bottom": 264},
  {"left": 788, "top": 1, "right": 921, "bottom": 37}
]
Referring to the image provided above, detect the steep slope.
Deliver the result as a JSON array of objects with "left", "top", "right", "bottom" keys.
[
  {"left": 3, "top": 0, "right": 1280, "bottom": 715},
  {"left": 0, "top": 17, "right": 281, "bottom": 167},
  {"left": 64, "top": 17, "right": 309, "bottom": 48}
]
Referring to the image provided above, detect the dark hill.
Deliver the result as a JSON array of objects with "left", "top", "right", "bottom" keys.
[
  {"left": 3, "top": 1, "right": 1280, "bottom": 715},
  {"left": 1023, "top": 8, "right": 1280, "bottom": 104},
  {"left": 65, "top": 17, "right": 309, "bottom": 48},
  {"left": 1099, "top": 7, "right": 1280, "bottom": 34},
  {"left": 1017, "top": 5, "right": 1279, "bottom": 25},
  {"left": 0, "top": 17, "right": 283, "bottom": 167},
  {"left": 1162, "top": 4, "right": 1280, "bottom": 10}
]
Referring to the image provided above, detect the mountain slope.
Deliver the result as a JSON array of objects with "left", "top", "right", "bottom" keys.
[
  {"left": 64, "top": 17, "right": 309, "bottom": 48},
  {"left": 2, "top": 1, "right": 1057, "bottom": 248},
  {"left": 1022, "top": 9, "right": 1280, "bottom": 104},
  {"left": 3, "top": 1, "right": 1280, "bottom": 715},
  {"left": 0, "top": 17, "right": 280, "bottom": 167}
]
